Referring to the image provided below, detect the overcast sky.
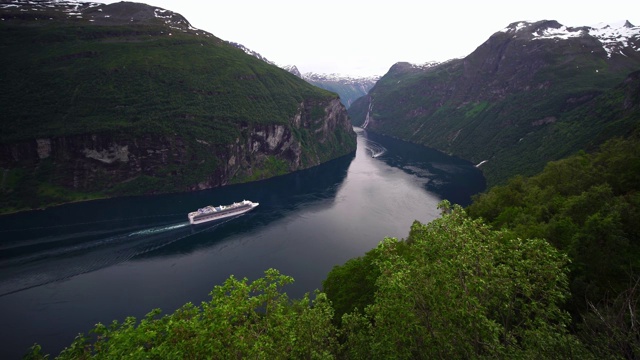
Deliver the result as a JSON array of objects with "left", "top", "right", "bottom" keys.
[{"left": 100, "top": 0, "right": 639, "bottom": 77}]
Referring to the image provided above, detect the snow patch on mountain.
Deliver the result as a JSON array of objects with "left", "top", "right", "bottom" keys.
[
  {"left": 302, "top": 72, "right": 380, "bottom": 83},
  {"left": 281, "top": 65, "right": 302, "bottom": 78},
  {"left": 279, "top": 66, "right": 379, "bottom": 108},
  {"left": 0, "top": 0, "right": 101, "bottom": 13},
  {"left": 500, "top": 20, "right": 640, "bottom": 58},
  {"left": 407, "top": 61, "right": 443, "bottom": 70},
  {"left": 0, "top": 0, "right": 211, "bottom": 36},
  {"left": 588, "top": 21, "right": 640, "bottom": 57},
  {"left": 227, "top": 42, "right": 275, "bottom": 65},
  {"left": 532, "top": 25, "right": 584, "bottom": 40}
]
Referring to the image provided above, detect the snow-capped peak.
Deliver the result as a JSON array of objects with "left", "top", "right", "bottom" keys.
[
  {"left": 302, "top": 72, "right": 380, "bottom": 83},
  {"left": 0, "top": 0, "right": 211, "bottom": 36},
  {"left": 407, "top": 61, "right": 442, "bottom": 70},
  {"left": 587, "top": 21, "right": 639, "bottom": 57},
  {"left": 0, "top": 0, "right": 102, "bottom": 15},
  {"left": 281, "top": 65, "right": 302, "bottom": 78},
  {"left": 500, "top": 20, "right": 640, "bottom": 58},
  {"left": 499, "top": 20, "right": 537, "bottom": 34}
]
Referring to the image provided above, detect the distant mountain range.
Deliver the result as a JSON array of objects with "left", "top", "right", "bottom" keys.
[
  {"left": 349, "top": 20, "right": 640, "bottom": 185},
  {"left": 224, "top": 47, "right": 379, "bottom": 109},
  {"left": 283, "top": 66, "right": 379, "bottom": 108},
  {"left": 0, "top": 0, "right": 356, "bottom": 213}
]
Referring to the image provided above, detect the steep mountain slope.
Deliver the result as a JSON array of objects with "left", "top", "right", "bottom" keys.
[
  {"left": 228, "top": 41, "right": 275, "bottom": 64},
  {"left": 282, "top": 65, "right": 302, "bottom": 78},
  {"left": 350, "top": 20, "right": 640, "bottom": 185},
  {"left": 283, "top": 66, "right": 378, "bottom": 109},
  {"left": 0, "top": 0, "right": 356, "bottom": 213}
]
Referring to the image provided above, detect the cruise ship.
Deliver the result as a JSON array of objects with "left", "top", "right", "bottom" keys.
[{"left": 188, "top": 200, "right": 259, "bottom": 225}]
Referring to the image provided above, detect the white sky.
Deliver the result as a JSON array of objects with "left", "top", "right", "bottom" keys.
[{"left": 99, "top": 0, "right": 640, "bottom": 77}]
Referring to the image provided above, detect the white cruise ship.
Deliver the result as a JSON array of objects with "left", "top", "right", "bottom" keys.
[{"left": 188, "top": 200, "right": 259, "bottom": 225}]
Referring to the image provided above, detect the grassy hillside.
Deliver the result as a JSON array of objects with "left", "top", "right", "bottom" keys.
[{"left": 0, "top": 23, "right": 333, "bottom": 144}]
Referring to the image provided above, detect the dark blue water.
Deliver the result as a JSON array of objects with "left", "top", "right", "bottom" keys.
[{"left": 0, "top": 128, "right": 485, "bottom": 359}]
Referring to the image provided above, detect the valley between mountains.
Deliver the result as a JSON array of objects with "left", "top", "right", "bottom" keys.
[{"left": 1, "top": 1, "right": 640, "bottom": 358}]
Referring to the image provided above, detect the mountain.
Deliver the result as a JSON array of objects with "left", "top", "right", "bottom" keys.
[
  {"left": 349, "top": 20, "right": 640, "bottom": 185},
  {"left": 302, "top": 72, "right": 379, "bottom": 109},
  {"left": 282, "top": 65, "right": 302, "bottom": 78},
  {"left": 0, "top": 0, "right": 356, "bottom": 214},
  {"left": 227, "top": 41, "right": 275, "bottom": 65},
  {"left": 283, "top": 67, "right": 379, "bottom": 109}
]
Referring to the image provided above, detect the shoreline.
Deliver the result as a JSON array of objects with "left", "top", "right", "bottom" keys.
[
  {"left": 0, "top": 194, "right": 109, "bottom": 217},
  {"left": 0, "top": 150, "right": 358, "bottom": 218}
]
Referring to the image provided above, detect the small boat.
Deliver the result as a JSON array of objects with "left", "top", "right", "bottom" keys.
[{"left": 188, "top": 200, "right": 259, "bottom": 225}]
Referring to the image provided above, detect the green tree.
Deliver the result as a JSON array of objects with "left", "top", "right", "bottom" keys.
[
  {"left": 322, "top": 248, "right": 381, "bottom": 323},
  {"left": 341, "top": 202, "right": 586, "bottom": 359},
  {"left": 465, "top": 135, "right": 640, "bottom": 358},
  {"left": 27, "top": 269, "right": 338, "bottom": 359},
  {"left": 578, "top": 277, "right": 640, "bottom": 359}
]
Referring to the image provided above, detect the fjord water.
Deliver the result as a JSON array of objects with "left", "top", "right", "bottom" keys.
[{"left": 0, "top": 128, "right": 485, "bottom": 358}]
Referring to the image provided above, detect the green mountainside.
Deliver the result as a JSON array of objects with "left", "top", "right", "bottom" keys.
[
  {"left": 0, "top": 1, "right": 356, "bottom": 214},
  {"left": 349, "top": 20, "right": 640, "bottom": 185}
]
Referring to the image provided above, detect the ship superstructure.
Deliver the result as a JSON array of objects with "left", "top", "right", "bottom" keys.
[{"left": 188, "top": 200, "right": 259, "bottom": 224}]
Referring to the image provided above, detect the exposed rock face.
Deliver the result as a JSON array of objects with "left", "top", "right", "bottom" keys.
[
  {"left": 82, "top": 144, "right": 130, "bottom": 164},
  {"left": 36, "top": 139, "right": 51, "bottom": 159},
  {"left": 0, "top": 98, "right": 354, "bottom": 197}
]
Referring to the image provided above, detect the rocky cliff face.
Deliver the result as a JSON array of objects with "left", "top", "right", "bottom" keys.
[
  {"left": 222, "top": 97, "right": 355, "bottom": 184},
  {"left": 0, "top": 97, "right": 354, "bottom": 204}
]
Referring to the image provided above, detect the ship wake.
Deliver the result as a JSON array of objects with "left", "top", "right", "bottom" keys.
[
  {"left": 0, "top": 218, "right": 233, "bottom": 297},
  {"left": 364, "top": 138, "right": 387, "bottom": 158}
]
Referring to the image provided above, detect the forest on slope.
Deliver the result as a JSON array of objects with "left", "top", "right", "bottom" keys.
[{"left": 25, "top": 134, "right": 640, "bottom": 359}]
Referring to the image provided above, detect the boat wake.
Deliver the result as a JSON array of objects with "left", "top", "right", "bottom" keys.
[
  {"left": 364, "top": 138, "right": 387, "bottom": 158},
  {"left": 0, "top": 217, "right": 233, "bottom": 297}
]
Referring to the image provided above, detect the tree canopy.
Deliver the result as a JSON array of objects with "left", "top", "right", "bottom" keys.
[
  {"left": 27, "top": 269, "right": 337, "bottom": 359},
  {"left": 333, "top": 202, "right": 586, "bottom": 359}
]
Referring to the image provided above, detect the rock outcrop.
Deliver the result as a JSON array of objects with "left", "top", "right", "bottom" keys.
[{"left": 0, "top": 97, "right": 354, "bottom": 199}]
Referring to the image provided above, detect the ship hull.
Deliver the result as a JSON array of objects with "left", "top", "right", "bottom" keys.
[{"left": 188, "top": 201, "right": 259, "bottom": 225}]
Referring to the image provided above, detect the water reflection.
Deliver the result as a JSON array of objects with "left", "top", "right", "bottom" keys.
[
  {"left": 0, "top": 153, "right": 356, "bottom": 296},
  {"left": 366, "top": 131, "right": 485, "bottom": 205}
]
